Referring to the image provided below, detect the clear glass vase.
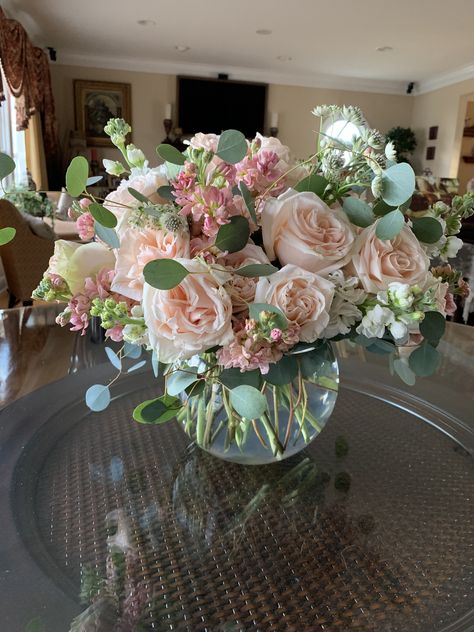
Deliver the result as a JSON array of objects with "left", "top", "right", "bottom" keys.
[{"left": 178, "top": 344, "right": 339, "bottom": 465}]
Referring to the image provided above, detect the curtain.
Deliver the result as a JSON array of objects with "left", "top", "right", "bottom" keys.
[
  {"left": 0, "top": 8, "right": 61, "bottom": 188},
  {"left": 25, "top": 112, "right": 48, "bottom": 190}
]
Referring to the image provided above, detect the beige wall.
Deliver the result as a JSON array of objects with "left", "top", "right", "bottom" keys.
[
  {"left": 51, "top": 63, "right": 413, "bottom": 172},
  {"left": 455, "top": 101, "right": 474, "bottom": 192}
]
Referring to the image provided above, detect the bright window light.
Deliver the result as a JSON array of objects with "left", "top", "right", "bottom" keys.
[
  {"left": 0, "top": 67, "right": 27, "bottom": 189},
  {"left": 325, "top": 119, "right": 361, "bottom": 145}
]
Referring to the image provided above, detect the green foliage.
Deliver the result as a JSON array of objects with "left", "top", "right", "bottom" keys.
[
  {"left": 385, "top": 126, "right": 417, "bottom": 162},
  {"left": 127, "top": 187, "right": 151, "bottom": 204},
  {"left": 123, "top": 342, "right": 142, "bottom": 359},
  {"left": 215, "top": 215, "right": 250, "bottom": 253},
  {"left": 235, "top": 263, "right": 278, "bottom": 277},
  {"left": 373, "top": 199, "right": 395, "bottom": 217},
  {"left": 133, "top": 394, "right": 182, "bottom": 424},
  {"left": 411, "top": 217, "right": 443, "bottom": 244},
  {"left": 89, "top": 202, "right": 117, "bottom": 228},
  {"left": 294, "top": 173, "right": 328, "bottom": 197},
  {"left": 266, "top": 355, "right": 298, "bottom": 386},
  {"left": 229, "top": 384, "right": 268, "bottom": 419},
  {"left": 249, "top": 303, "right": 288, "bottom": 330},
  {"left": 156, "top": 144, "right": 186, "bottom": 165},
  {"left": 0, "top": 226, "right": 16, "bottom": 245},
  {"left": 419, "top": 311, "right": 446, "bottom": 344},
  {"left": 157, "top": 185, "right": 174, "bottom": 200},
  {"left": 105, "top": 346, "right": 121, "bottom": 370},
  {"left": 95, "top": 223, "right": 120, "bottom": 248},
  {"left": 393, "top": 358, "right": 416, "bottom": 386},
  {"left": 219, "top": 367, "right": 262, "bottom": 390},
  {"left": 85, "top": 384, "right": 111, "bottom": 412},
  {"left": 375, "top": 209, "right": 405, "bottom": 240},
  {"left": 167, "top": 368, "right": 199, "bottom": 396},
  {"left": 86, "top": 175, "right": 103, "bottom": 186},
  {"left": 381, "top": 162, "right": 415, "bottom": 207},
  {"left": 3, "top": 187, "right": 54, "bottom": 218},
  {"left": 238, "top": 180, "right": 257, "bottom": 224},
  {"left": 0, "top": 152, "right": 15, "bottom": 180},
  {"left": 342, "top": 197, "right": 375, "bottom": 227},
  {"left": 66, "top": 155, "right": 89, "bottom": 197},
  {"left": 26, "top": 618, "right": 45, "bottom": 632},
  {"left": 409, "top": 341, "right": 441, "bottom": 377},
  {"left": 143, "top": 258, "right": 189, "bottom": 290},
  {"left": 216, "top": 129, "right": 248, "bottom": 164}
]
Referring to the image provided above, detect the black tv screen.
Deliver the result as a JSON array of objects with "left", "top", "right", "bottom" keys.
[{"left": 177, "top": 76, "right": 267, "bottom": 138}]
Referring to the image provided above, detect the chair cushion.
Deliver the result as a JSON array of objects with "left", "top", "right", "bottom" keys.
[{"left": 20, "top": 212, "right": 56, "bottom": 240}]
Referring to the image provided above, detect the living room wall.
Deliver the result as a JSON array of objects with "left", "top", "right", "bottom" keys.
[{"left": 50, "top": 63, "right": 413, "bottom": 171}]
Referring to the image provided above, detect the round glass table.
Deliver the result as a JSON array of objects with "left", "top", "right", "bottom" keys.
[{"left": 1, "top": 326, "right": 473, "bottom": 631}]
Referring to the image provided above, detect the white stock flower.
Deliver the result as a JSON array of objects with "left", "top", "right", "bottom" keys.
[
  {"left": 126, "top": 144, "right": 146, "bottom": 168},
  {"left": 103, "top": 159, "right": 126, "bottom": 176},
  {"left": 323, "top": 270, "right": 366, "bottom": 337},
  {"left": 442, "top": 236, "right": 463, "bottom": 260},
  {"left": 356, "top": 304, "right": 407, "bottom": 340},
  {"left": 386, "top": 282, "right": 415, "bottom": 309}
]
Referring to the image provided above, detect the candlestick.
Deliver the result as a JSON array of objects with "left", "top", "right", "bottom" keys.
[
  {"left": 165, "top": 103, "right": 172, "bottom": 119},
  {"left": 270, "top": 112, "right": 279, "bottom": 128}
]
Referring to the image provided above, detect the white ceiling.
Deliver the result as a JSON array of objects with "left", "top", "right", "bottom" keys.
[{"left": 6, "top": 0, "right": 474, "bottom": 94}]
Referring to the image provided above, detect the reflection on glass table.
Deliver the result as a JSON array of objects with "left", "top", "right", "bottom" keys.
[{"left": 0, "top": 305, "right": 473, "bottom": 631}]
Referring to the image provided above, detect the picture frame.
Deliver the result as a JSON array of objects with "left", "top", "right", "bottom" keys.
[
  {"left": 74, "top": 80, "right": 132, "bottom": 147},
  {"left": 426, "top": 146, "right": 436, "bottom": 160},
  {"left": 428, "top": 126, "right": 439, "bottom": 141}
]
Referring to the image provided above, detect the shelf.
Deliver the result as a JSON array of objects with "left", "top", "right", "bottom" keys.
[{"left": 462, "top": 156, "right": 474, "bottom": 163}]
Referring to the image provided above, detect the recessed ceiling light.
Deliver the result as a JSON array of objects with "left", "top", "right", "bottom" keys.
[
  {"left": 256, "top": 29, "right": 272, "bottom": 35},
  {"left": 277, "top": 55, "right": 292, "bottom": 62},
  {"left": 137, "top": 19, "right": 156, "bottom": 27},
  {"left": 175, "top": 45, "right": 190, "bottom": 52},
  {"left": 376, "top": 46, "right": 393, "bottom": 52}
]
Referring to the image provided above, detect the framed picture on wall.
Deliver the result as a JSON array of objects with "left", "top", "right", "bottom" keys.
[{"left": 74, "top": 80, "right": 132, "bottom": 146}]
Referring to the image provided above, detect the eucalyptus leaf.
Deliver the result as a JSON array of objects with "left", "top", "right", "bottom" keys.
[
  {"left": 235, "top": 263, "right": 278, "bottom": 277},
  {"left": 157, "top": 185, "right": 175, "bottom": 200},
  {"left": 0, "top": 152, "right": 15, "bottom": 180},
  {"left": 373, "top": 199, "right": 395, "bottom": 217},
  {"left": 375, "top": 209, "right": 405, "bottom": 240},
  {"left": 133, "top": 394, "right": 182, "bottom": 424},
  {"left": 411, "top": 217, "right": 443, "bottom": 244},
  {"left": 0, "top": 226, "right": 16, "bottom": 245},
  {"left": 151, "top": 349, "right": 160, "bottom": 378},
  {"left": 238, "top": 180, "right": 257, "bottom": 224},
  {"left": 215, "top": 215, "right": 250, "bottom": 253},
  {"left": 249, "top": 302, "right": 288, "bottom": 330},
  {"left": 294, "top": 173, "right": 328, "bottom": 197},
  {"left": 185, "top": 380, "right": 206, "bottom": 397},
  {"left": 123, "top": 342, "right": 142, "bottom": 359},
  {"left": 342, "top": 197, "right": 375, "bottom": 227},
  {"left": 381, "top": 162, "right": 415, "bottom": 207},
  {"left": 165, "top": 161, "right": 184, "bottom": 180},
  {"left": 105, "top": 346, "right": 122, "bottom": 370},
  {"left": 167, "top": 367, "right": 199, "bottom": 396},
  {"left": 365, "top": 340, "right": 396, "bottom": 355},
  {"left": 216, "top": 129, "right": 248, "bottom": 164},
  {"left": 220, "top": 367, "right": 262, "bottom": 390},
  {"left": 95, "top": 223, "right": 120, "bottom": 248},
  {"left": 89, "top": 202, "right": 117, "bottom": 228},
  {"left": 86, "top": 175, "right": 103, "bottom": 186},
  {"left": 66, "top": 155, "right": 89, "bottom": 197},
  {"left": 420, "top": 311, "right": 446, "bottom": 344},
  {"left": 157, "top": 144, "right": 186, "bottom": 165},
  {"left": 408, "top": 341, "right": 441, "bottom": 377},
  {"left": 298, "top": 345, "right": 332, "bottom": 379},
  {"left": 127, "top": 187, "right": 150, "bottom": 204},
  {"left": 143, "top": 258, "right": 189, "bottom": 290},
  {"left": 127, "top": 360, "right": 147, "bottom": 373},
  {"left": 85, "top": 384, "right": 111, "bottom": 412},
  {"left": 266, "top": 355, "right": 298, "bottom": 386},
  {"left": 230, "top": 385, "right": 268, "bottom": 419},
  {"left": 393, "top": 358, "right": 416, "bottom": 386}
]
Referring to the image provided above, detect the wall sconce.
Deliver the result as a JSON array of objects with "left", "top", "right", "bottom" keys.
[{"left": 270, "top": 112, "right": 279, "bottom": 137}]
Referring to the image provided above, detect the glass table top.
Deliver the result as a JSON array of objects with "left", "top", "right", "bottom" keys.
[{"left": 0, "top": 306, "right": 473, "bottom": 631}]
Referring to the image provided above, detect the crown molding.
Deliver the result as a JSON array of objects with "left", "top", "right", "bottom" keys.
[
  {"left": 54, "top": 51, "right": 408, "bottom": 96},
  {"left": 416, "top": 62, "right": 474, "bottom": 95}
]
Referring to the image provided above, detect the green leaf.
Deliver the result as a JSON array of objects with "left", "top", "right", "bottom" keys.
[
  {"left": 215, "top": 215, "right": 250, "bottom": 253},
  {"left": 298, "top": 345, "right": 333, "bottom": 379},
  {"left": 134, "top": 394, "right": 182, "bottom": 424},
  {"left": 156, "top": 143, "right": 186, "bottom": 165},
  {"left": 408, "top": 341, "right": 442, "bottom": 377},
  {"left": 86, "top": 175, "right": 103, "bottom": 186},
  {"left": 235, "top": 263, "right": 278, "bottom": 277},
  {"left": 127, "top": 360, "right": 147, "bottom": 372},
  {"left": 85, "top": 384, "right": 111, "bottom": 412},
  {"left": 249, "top": 302, "right": 288, "bottom": 330},
  {"left": 373, "top": 199, "right": 395, "bottom": 217},
  {"left": 157, "top": 185, "right": 174, "bottom": 200},
  {"left": 366, "top": 339, "right": 396, "bottom": 355},
  {"left": 128, "top": 187, "right": 151, "bottom": 204},
  {"left": 89, "top": 202, "right": 117, "bottom": 228},
  {"left": 220, "top": 367, "right": 262, "bottom": 390},
  {"left": 105, "top": 346, "right": 121, "bottom": 370},
  {"left": 123, "top": 342, "right": 142, "bottom": 359},
  {"left": 342, "top": 197, "right": 375, "bottom": 227},
  {"left": 185, "top": 380, "right": 205, "bottom": 397},
  {"left": 167, "top": 367, "right": 199, "bottom": 396},
  {"left": 230, "top": 385, "right": 268, "bottom": 419},
  {"left": 238, "top": 180, "right": 257, "bottom": 224},
  {"left": 294, "top": 173, "right": 328, "bottom": 197},
  {"left": 143, "top": 258, "right": 189, "bottom": 290},
  {"left": 26, "top": 618, "right": 45, "bottom": 632},
  {"left": 393, "top": 358, "right": 416, "bottom": 386},
  {"left": 165, "top": 161, "right": 184, "bottom": 180},
  {"left": 66, "top": 155, "right": 89, "bottom": 197},
  {"left": 381, "top": 162, "right": 416, "bottom": 207},
  {"left": 216, "top": 129, "right": 248, "bottom": 164},
  {"left": 0, "top": 226, "right": 15, "bottom": 245},
  {"left": 95, "top": 224, "right": 120, "bottom": 248},
  {"left": 411, "top": 217, "right": 443, "bottom": 244},
  {"left": 0, "top": 152, "right": 15, "bottom": 180},
  {"left": 420, "top": 311, "right": 446, "bottom": 344},
  {"left": 375, "top": 209, "right": 405, "bottom": 240},
  {"left": 266, "top": 355, "right": 298, "bottom": 386}
]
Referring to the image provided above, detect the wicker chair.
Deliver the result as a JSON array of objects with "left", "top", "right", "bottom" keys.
[{"left": 0, "top": 199, "right": 54, "bottom": 307}]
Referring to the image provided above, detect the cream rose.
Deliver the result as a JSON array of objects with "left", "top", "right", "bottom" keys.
[
  {"left": 143, "top": 259, "right": 234, "bottom": 363},
  {"left": 221, "top": 244, "right": 270, "bottom": 314},
  {"left": 104, "top": 169, "right": 168, "bottom": 238},
  {"left": 350, "top": 223, "right": 430, "bottom": 293},
  {"left": 112, "top": 228, "right": 190, "bottom": 301},
  {"left": 47, "top": 240, "right": 115, "bottom": 295},
  {"left": 254, "top": 264, "right": 334, "bottom": 342},
  {"left": 262, "top": 189, "right": 355, "bottom": 276}
]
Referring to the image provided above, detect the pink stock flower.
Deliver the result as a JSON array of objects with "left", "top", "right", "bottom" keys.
[
  {"left": 76, "top": 212, "right": 95, "bottom": 240},
  {"left": 106, "top": 324, "right": 124, "bottom": 342},
  {"left": 444, "top": 292, "right": 457, "bottom": 317},
  {"left": 79, "top": 198, "right": 92, "bottom": 210},
  {"left": 68, "top": 294, "right": 92, "bottom": 335},
  {"left": 235, "top": 150, "right": 286, "bottom": 196},
  {"left": 84, "top": 268, "right": 115, "bottom": 299}
]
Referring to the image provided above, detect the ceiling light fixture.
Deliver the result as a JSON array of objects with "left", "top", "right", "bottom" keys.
[
  {"left": 256, "top": 29, "right": 272, "bottom": 35},
  {"left": 376, "top": 46, "right": 393, "bottom": 52},
  {"left": 277, "top": 55, "right": 292, "bottom": 62},
  {"left": 137, "top": 19, "right": 156, "bottom": 27},
  {"left": 175, "top": 45, "right": 190, "bottom": 52}
]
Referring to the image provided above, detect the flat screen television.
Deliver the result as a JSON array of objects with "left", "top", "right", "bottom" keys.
[{"left": 177, "top": 76, "right": 267, "bottom": 138}]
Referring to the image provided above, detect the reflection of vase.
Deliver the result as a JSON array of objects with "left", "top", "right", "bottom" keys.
[{"left": 179, "top": 344, "right": 339, "bottom": 465}]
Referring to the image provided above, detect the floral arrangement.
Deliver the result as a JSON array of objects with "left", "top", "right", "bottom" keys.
[{"left": 32, "top": 106, "right": 472, "bottom": 458}]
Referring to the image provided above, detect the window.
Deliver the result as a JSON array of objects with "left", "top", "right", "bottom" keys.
[{"left": 0, "top": 68, "right": 27, "bottom": 189}]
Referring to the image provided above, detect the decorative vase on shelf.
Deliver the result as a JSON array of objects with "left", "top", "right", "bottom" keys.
[{"left": 178, "top": 344, "right": 339, "bottom": 465}]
